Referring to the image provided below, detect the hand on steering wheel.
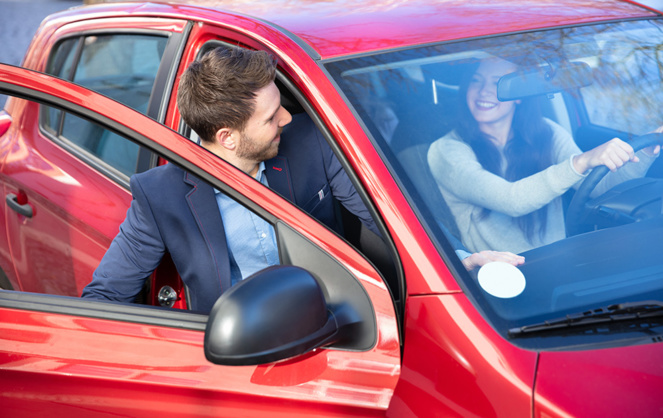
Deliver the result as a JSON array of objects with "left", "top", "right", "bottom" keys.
[
  {"left": 572, "top": 138, "right": 638, "bottom": 174},
  {"left": 565, "top": 133, "right": 663, "bottom": 237}
]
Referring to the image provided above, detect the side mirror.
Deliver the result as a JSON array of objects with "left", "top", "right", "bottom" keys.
[
  {"left": 497, "top": 61, "right": 593, "bottom": 101},
  {"left": 204, "top": 266, "right": 343, "bottom": 366}
]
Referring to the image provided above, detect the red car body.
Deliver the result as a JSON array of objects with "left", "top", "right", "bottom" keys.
[{"left": 1, "top": 0, "right": 662, "bottom": 416}]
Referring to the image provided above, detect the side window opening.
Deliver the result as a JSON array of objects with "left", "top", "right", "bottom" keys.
[{"left": 177, "top": 42, "right": 402, "bottom": 308}]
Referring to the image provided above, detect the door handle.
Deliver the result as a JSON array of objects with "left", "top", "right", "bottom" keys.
[{"left": 6, "top": 193, "right": 33, "bottom": 218}]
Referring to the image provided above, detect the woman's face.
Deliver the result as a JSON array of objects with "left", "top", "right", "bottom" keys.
[{"left": 466, "top": 58, "right": 519, "bottom": 132}]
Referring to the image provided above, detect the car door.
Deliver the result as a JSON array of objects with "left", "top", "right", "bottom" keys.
[
  {"left": 0, "top": 19, "right": 188, "bottom": 299},
  {"left": 0, "top": 65, "right": 400, "bottom": 417}
]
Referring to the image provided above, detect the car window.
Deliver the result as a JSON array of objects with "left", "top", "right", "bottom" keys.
[
  {"left": 42, "top": 34, "right": 168, "bottom": 177},
  {"left": 579, "top": 22, "right": 663, "bottom": 135},
  {"left": 325, "top": 19, "right": 663, "bottom": 349}
]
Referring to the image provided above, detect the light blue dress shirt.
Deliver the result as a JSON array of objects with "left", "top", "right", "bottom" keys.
[{"left": 215, "top": 162, "right": 279, "bottom": 286}]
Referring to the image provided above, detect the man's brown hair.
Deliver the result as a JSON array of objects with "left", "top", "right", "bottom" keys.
[{"left": 177, "top": 46, "right": 277, "bottom": 143}]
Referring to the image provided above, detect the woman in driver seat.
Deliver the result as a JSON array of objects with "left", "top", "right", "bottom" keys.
[{"left": 428, "top": 56, "right": 661, "bottom": 254}]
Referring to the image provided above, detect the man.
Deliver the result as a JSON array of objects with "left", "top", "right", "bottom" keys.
[{"left": 82, "top": 46, "right": 378, "bottom": 312}]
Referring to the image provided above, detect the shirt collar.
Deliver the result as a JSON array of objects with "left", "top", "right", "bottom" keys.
[{"left": 256, "top": 161, "right": 267, "bottom": 183}]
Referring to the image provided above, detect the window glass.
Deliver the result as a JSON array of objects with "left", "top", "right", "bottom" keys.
[
  {"left": 49, "top": 37, "right": 78, "bottom": 79},
  {"left": 43, "top": 34, "right": 168, "bottom": 176},
  {"left": 44, "top": 37, "right": 79, "bottom": 134},
  {"left": 61, "top": 112, "right": 139, "bottom": 176},
  {"left": 579, "top": 22, "right": 663, "bottom": 134},
  {"left": 73, "top": 35, "right": 165, "bottom": 113},
  {"left": 325, "top": 19, "right": 663, "bottom": 349}
]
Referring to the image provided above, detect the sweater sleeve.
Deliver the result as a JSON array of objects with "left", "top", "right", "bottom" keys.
[{"left": 428, "top": 130, "right": 584, "bottom": 218}]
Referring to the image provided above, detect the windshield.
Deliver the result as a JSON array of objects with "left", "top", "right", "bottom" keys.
[{"left": 326, "top": 19, "right": 663, "bottom": 348}]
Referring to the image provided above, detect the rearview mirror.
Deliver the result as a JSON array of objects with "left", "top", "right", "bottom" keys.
[
  {"left": 497, "top": 61, "right": 593, "bottom": 101},
  {"left": 204, "top": 265, "right": 343, "bottom": 366}
]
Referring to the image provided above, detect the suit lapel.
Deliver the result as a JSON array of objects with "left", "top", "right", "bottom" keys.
[
  {"left": 264, "top": 155, "right": 296, "bottom": 204},
  {"left": 183, "top": 171, "right": 232, "bottom": 293}
]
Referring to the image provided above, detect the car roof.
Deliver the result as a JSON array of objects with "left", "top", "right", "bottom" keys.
[{"left": 51, "top": 0, "right": 658, "bottom": 59}]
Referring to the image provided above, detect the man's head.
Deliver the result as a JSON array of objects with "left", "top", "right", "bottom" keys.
[{"left": 177, "top": 46, "right": 292, "bottom": 175}]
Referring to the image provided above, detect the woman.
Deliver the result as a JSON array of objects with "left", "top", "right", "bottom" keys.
[{"left": 427, "top": 56, "right": 660, "bottom": 254}]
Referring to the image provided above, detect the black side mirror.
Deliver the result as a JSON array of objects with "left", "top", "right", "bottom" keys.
[{"left": 204, "top": 266, "right": 342, "bottom": 366}]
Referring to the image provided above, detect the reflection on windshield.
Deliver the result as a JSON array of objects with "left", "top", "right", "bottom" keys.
[{"left": 326, "top": 19, "right": 663, "bottom": 346}]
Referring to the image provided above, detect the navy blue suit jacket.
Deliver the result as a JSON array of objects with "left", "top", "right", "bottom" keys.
[{"left": 82, "top": 114, "right": 376, "bottom": 312}]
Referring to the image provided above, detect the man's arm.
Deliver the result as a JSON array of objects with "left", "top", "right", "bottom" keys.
[
  {"left": 313, "top": 128, "right": 381, "bottom": 236},
  {"left": 81, "top": 175, "right": 166, "bottom": 302}
]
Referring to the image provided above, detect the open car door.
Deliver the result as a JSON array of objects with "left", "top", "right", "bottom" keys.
[{"left": 0, "top": 65, "right": 400, "bottom": 417}]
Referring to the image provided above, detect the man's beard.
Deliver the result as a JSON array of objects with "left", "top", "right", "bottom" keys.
[{"left": 236, "top": 130, "right": 281, "bottom": 162}]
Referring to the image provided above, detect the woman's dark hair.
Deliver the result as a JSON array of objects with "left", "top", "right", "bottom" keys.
[{"left": 456, "top": 60, "right": 554, "bottom": 243}]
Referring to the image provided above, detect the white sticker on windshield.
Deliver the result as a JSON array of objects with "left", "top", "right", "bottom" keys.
[{"left": 478, "top": 262, "right": 526, "bottom": 298}]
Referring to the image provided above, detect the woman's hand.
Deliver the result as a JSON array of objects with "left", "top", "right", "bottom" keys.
[
  {"left": 462, "top": 250, "right": 525, "bottom": 271},
  {"left": 574, "top": 130, "right": 663, "bottom": 174},
  {"left": 573, "top": 138, "right": 638, "bottom": 174}
]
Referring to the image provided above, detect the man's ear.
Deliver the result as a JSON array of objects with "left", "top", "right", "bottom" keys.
[{"left": 215, "top": 127, "right": 238, "bottom": 151}]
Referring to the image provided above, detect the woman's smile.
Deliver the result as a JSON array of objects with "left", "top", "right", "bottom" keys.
[{"left": 474, "top": 100, "right": 498, "bottom": 110}]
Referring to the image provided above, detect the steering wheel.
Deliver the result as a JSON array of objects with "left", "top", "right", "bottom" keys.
[{"left": 565, "top": 132, "right": 663, "bottom": 237}]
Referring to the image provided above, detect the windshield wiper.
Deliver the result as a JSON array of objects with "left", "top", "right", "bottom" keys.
[{"left": 509, "top": 300, "right": 663, "bottom": 337}]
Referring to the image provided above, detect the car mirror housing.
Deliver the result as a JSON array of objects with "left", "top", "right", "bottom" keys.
[
  {"left": 497, "top": 61, "right": 592, "bottom": 101},
  {"left": 204, "top": 266, "right": 342, "bottom": 366}
]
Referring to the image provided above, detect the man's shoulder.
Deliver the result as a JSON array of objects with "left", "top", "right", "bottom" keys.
[
  {"left": 130, "top": 163, "right": 191, "bottom": 196},
  {"left": 133, "top": 163, "right": 183, "bottom": 182}
]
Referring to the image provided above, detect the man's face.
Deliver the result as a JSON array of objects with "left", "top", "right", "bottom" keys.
[{"left": 236, "top": 82, "right": 292, "bottom": 162}]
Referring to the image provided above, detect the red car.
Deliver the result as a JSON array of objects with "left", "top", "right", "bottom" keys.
[{"left": 1, "top": 0, "right": 663, "bottom": 416}]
